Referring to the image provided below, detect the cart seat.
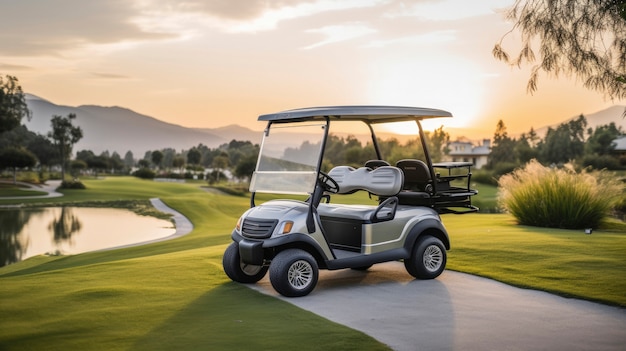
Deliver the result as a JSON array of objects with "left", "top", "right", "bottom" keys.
[{"left": 327, "top": 166, "right": 403, "bottom": 196}]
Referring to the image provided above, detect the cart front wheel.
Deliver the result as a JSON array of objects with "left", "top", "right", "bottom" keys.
[
  {"left": 270, "top": 249, "right": 319, "bottom": 297},
  {"left": 223, "top": 242, "right": 268, "bottom": 283}
]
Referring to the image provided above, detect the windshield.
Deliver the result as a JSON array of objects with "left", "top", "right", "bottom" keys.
[{"left": 250, "top": 122, "right": 326, "bottom": 194}]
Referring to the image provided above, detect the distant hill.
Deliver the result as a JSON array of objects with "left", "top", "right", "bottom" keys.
[
  {"left": 24, "top": 94, "right": 230, "bottom": 156},
  {"left": 534, "top": 105, "right": 626, "bottom": 137},
  {"left": 194, "top": 125, "right": 263, "bottom": 146},
  {"left": 23, "top": 95, "right": 625, "bottom": 156}
]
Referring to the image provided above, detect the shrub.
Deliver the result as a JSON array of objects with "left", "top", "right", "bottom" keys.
[
  {"left": 498, "top": 160, "right": 623, "bottom": 229},
  {"left": 60, "top": 180, "right": 86, "bottom": 189},
  {"left": 471, "top": 169, "right": 498, "bottom": 186},
  {"left": 132, "top": 168, "right": 156, "bottom": 179},
  {"left": 581, "top": 155, "right": 622, "bottom": 170}
]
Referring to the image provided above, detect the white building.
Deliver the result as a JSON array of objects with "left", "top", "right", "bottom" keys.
[
  {"left": 446, "top": 139, "right": 491, "bottom": 169},
  {"left": 612, "top": 135, "right": 626, "bottom": 156}
]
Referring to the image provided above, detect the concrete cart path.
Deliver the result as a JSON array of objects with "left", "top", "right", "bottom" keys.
[
  {"left": 0, "top": 180, "right": 63, "bottom": 199},
  {"left": 250, "top": 261, "right": 626, "bottom": 351}
]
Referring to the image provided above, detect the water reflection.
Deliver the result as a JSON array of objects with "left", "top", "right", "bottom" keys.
[
  {"left": 0, "top": 209, "right": 42, "bottom": 266},
  {"left": 49, "top": 207, "right": 82, "bottom": 247},
  {"left": 0, "top": 207, "right": 176, "bottom": 267}
]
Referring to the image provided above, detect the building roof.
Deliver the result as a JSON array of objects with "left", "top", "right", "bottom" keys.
[
  {"left": 613, "top": 136, "right": 626, "bottom": 151},
  {"left": 448, "top": 140, "right": 490, "bottom": 156}
]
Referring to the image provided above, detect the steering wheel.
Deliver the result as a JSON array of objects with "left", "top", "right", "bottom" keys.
[{"left": 318, "top": 171, "right": 340, "bottom": 194}]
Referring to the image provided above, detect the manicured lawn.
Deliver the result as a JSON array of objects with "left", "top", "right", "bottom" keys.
[
  {"left": 0, "top": 177, "right": 387, "bottom": 351},
  {"left": 442, "top": 214, "right": 626, "bottom": 307},
  {"left": 0, "top": 183, "right": 47, "bottom": 197},
  {"left": 1, "top": 176, "right": 625, "bottom": 350}
]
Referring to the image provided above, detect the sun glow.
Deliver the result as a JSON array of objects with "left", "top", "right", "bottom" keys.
[{"left": 365, "top": 56, "right": 486, "bottom": 132}]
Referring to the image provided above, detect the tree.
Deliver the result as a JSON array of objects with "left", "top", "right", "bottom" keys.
[
  {"left": 0, "top": 75, "right": 31, "bottom": 133},
  {"left": 586, "top": 122, "right": 623, "bottom": 155},
  {"left": 488, "top": 120, "right": 517, "bottom": 167},
  {"left": 538, "top": 115, "right": 588, "bottom": 164},
  {"left": 27, "top": 134, "right": 58, "bottom": 170},
  {"left": 211, "top": 153, "right": 230, "bottom": 183},
  {"left": 493, "top": 0, "right": 626, "bottom": 100},
  {"left": 426, "top": 126, "right": 450, "bottom": 163},
  {"left": 0, "top": 147, "right": 37, "bottom": 184},
  {"left": 233, "top": 154, "right": 257, "bottom": 182},
  {"left": 172, "top": 156, "right": 185, "bottom": 173},
  {"left": 110, "top": 152, "right": 124, "bottom": 173},
  {"left": 151, "top": 150, "right": 163, "bottom": 169},
  {"left": 187, "top": 147, "right": 202, "bottom": 167},
  {"left": 87, "top": 155, "right": 109, "bottom": 178},
  {"left": 48, "top": 113, "right": 83, "bottom": 181},
  {"left": 124, "top": 150, "right": 135, "bottom": 170}
]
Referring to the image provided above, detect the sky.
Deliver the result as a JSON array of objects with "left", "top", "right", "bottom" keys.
[{"left": 1, "top": 0, "right": 624, "bottom": 139}]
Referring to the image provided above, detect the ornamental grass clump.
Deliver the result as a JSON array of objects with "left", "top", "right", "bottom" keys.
[{"left": 498, "top": 160, "right": 623, "bottom": 229}]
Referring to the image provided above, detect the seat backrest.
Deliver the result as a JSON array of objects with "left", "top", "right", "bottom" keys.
[
  {"left": 364, "top": 159, "right": 390, "bottom": 169},
  {"left": 327, "top": 166, "right": 403, "bottom": 196},
  {"left": 395, "top": 159, "right": 432, "bottom": 192}
]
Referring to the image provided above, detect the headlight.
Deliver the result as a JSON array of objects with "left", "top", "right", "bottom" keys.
[
  {"left": 235, "top": 217, "right": 243, "bottom": 232},
  {"left": 278, "top": 221, "right": 294, "bottom": 235}
]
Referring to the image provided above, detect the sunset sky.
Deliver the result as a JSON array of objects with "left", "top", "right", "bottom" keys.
[{"left": 1, "top": 0, "right": 624, "bottom": 138}]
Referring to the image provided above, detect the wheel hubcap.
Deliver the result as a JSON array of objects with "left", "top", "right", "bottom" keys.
[
  {"left": 423, "top": 245, "right": 443, "bottom": 272},
  {"left": 288, "top": 260, "right": 313, "bottom": 289}
]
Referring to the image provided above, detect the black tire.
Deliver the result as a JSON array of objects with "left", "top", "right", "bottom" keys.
[
  {"left": 404, "top": 235, "right": 446, "bottom": 279},
  {"left": 223, "top": 242, "right": 268, "bottom": 284},
  {"left": 269, "top": 249, "right": 319, "bottom": 297}
]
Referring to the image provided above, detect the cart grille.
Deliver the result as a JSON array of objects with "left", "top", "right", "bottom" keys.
[{"left": 242, "top": 218, "right": 278, "bottom": 239}]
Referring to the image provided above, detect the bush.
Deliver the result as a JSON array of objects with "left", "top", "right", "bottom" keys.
[
  {"left": 60, "top": 180, "right": 86, "bottom": 189},
  {"left": 581, "top": 155, "right": 622, "bottom": 170},
  {"left": 132, "top": 168, "right": 156, "bottom": 179},
  {"left": 471, "top": 169, "right": 498, "bottom": 186},
  {"left": 498, "top": 160, "right": 623, "bottom": 229}
]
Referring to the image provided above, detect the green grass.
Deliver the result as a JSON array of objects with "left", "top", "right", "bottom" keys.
[
  {"left": 0, "top": 183, "right": 48, "bottom": 197},
  {"left": 1, "top": 176, "right": 625, "bottom": 350},
  {"left": 442, "top": 213, "right": 626, "bottom": 307},
  {"left": 0, "top": 177, "right": 388, "bottom": 351}
]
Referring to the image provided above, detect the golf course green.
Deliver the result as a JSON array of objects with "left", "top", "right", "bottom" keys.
[{"left": 0, "top": 177, "right": 624, "bottom": 350}]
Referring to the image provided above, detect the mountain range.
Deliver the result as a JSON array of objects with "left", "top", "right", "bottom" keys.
[
  {"left": 23, "top": 94, "right": 263, "bottom": 156},
  {"left": 23, "top": 94, "right": 625, "bottom": 155}
]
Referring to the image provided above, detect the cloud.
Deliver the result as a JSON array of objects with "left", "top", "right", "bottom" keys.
[
  {"left": 0, "top": 0, "right": 171, "bottom": 56},
  {"left": 363, "top": 29, "right": 457, "bottom": 48},
  {"left": 302, "top": 23, "right": 378, "bottom": 49},
  {"left": 171, "top": 0, "right": 387, "bottom": 33},
  {"left": 385, "top": 0, "right": 513, "bottom": 21},
  {"left": 90, "top": 72, "right": 133, "bottom": 79},
  {"left": 0, "top": 63, "right": 33, "bottom": 71},
  {"left": 0, "top": 0, "right": 389, "bottom": 58}
]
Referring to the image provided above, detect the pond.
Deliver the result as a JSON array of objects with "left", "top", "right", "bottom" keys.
[{"left": 0, "top": 207, "right": 176, "bottom": 267}]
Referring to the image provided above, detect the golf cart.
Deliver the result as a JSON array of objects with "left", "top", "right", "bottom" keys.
[{"left": 223, "top": 106, "right": 478, "bottom": 297}]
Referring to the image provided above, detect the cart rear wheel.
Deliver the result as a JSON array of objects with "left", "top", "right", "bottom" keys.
[{"left": 404, "top": 235, "right": 446, "bottom": 279}]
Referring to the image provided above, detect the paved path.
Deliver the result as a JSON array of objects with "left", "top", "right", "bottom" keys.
[
  {"left": 250, "top": 262, "right": 626, "bottom": 351},
  {"left": 0, "top": 180, "right": 63, "bottom": 200}
]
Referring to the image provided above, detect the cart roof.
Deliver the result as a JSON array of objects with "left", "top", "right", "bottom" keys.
[{"left": 258, "top": 105, "right": 453, "bottom": 123}]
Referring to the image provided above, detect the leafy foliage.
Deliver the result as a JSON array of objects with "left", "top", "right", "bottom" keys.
[
  {"left": 0, "top": 75, "right": 30, "bottom": 133},
  {"left": 494, "top": 0, "right": 626, "bottom": 100},
  {"left": 48, "top": 113, "right": 83, "bottom": 181}
]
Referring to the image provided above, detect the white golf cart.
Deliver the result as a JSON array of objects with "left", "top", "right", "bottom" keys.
[{"left": 223, "top": 106, "right": 477, "bottom": 297}]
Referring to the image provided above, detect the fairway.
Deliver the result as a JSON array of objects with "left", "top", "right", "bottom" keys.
[{"left": 1, "top": 177, "right": 625, "bottom": 350}]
